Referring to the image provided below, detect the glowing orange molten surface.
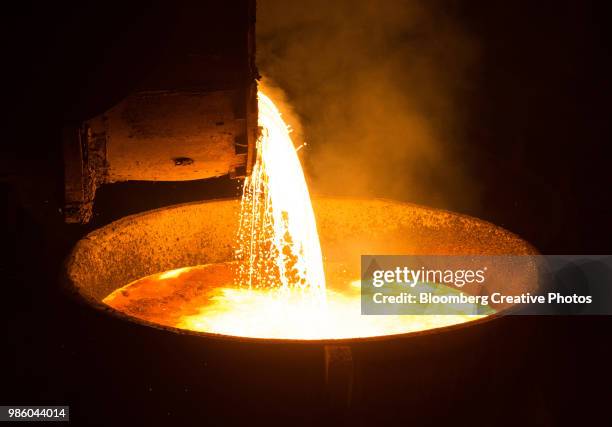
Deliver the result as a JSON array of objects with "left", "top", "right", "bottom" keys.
[
  {"left": 103, "top": 263, "right": 484, "bottom": 339},
  {"left": 102, "top": 90, "right": 487, "bottom": 339}
]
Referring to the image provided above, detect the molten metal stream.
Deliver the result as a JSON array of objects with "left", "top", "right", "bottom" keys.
[
  {"left": 103, "top": 90, "right": 487, "bottom": 339},
  {"left": 235, "top": 91, "right": 326, "bottom": 301}
]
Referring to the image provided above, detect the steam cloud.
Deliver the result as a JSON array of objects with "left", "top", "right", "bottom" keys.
[{"left": 257, "top": 0, "right": 479, "bottom": 211}]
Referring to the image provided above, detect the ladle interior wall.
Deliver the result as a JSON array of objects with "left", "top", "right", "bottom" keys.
[{"left": 66, "top": 197, "right": 538, "bottom": 305}]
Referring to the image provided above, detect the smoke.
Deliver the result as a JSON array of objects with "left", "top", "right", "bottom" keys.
[{"left": 256, "top": 0, "right": 480, "bottom": 211}]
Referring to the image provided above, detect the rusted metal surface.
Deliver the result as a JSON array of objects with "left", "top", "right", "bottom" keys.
[
  {"left": 104, "top": 89, "right": 247, "bottom": 181},
  {"left": 63, "top": 88, "right": 258, "bottom": 223},
  {"left": 62, "top": 123, "right": 108, "bottom": 223}
]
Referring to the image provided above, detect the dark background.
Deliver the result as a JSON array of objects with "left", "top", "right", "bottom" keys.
[{"left": 1, "top": 1, "right": 610, "bottom": 426}]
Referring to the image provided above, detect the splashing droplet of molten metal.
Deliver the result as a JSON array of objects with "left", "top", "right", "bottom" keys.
[{"left": 234, "top": 91, "right": 326, "bottom": 302}]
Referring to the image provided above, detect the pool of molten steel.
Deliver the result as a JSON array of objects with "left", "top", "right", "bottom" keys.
[
  {"left": 101, "top": 89, "right": 500, "bottom": 340},
  {"left": 103, "top": 262, "right": 488, "bottom": 340}
]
